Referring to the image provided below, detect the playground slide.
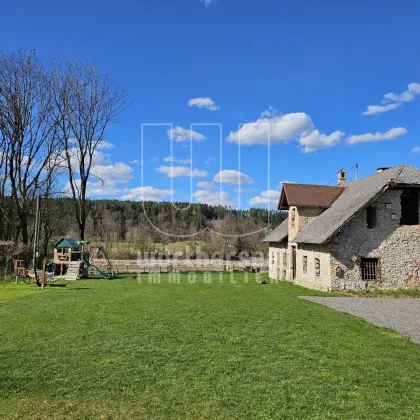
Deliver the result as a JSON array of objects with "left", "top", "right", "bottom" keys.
[{"left": 82, "top": 259, "right": 111, "bottom": 279}]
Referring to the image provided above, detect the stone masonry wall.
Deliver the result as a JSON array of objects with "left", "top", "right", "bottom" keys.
[
  {"left": 328, "top": 189, "right": 420, "bottom": 291},
  {"left": 268, "top": 243, "right": 287, "bottom": 281},
  {"left": 293, "top": 243, "right": 331, "bottom": 291},
  {"left": 288, "top": 206, "right": 325, "bottom": 241}
]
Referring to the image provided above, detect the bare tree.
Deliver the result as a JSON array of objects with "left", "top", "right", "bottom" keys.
[
  {"left": 0, "top": 49, "right": 62, "bottom": 246},
  {"left": 0, "top": 123, "right": 9, "bottom": 238},
  {"left": 53, "top": 59, "right": 128, "bottom": 240}
]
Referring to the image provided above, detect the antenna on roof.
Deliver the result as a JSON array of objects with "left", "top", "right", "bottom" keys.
[{"left": 355, "top": 164, "right": 359, "bottom": 180}]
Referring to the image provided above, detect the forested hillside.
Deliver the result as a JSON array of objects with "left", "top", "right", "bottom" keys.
[{"left": 0, "top": 197, "right": 286, "bottom": 259}]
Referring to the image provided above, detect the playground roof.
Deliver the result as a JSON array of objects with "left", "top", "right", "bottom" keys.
[{"left": 54, "top": 238, "right": 80, "bottom": 249}]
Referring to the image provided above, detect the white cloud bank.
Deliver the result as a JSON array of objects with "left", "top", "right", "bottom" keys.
[
  {"left": 188, "top": 97, "right": 219, "bottom": 111},
  {"left": 157, "top": 165, "right": 208, "bottom": 178},
  {"left": 121, "top": 186, "right": 174, "bottom": 201},
  {"left": 299, "top": 130, "right": 344, "bottom": 153},
  {"left": 196, "top": 181, "right": 216, "bottom": 190},
  {"left": 61, "top": 148, "right": 134, "bottom": 197},
  {"left": 167, "top": 126, "right": 206, "bottom": 142},
  {"left": 193, "top": 190, "right": 235, "bottom": 207},
  {"left": 248, "top": 190, "right": 280, "bottom": 207},
  {"left": 363, "top": 82, "right": 420, "bottom": 115},
  {"left": 347, "top": 127, "right": 408, "bottom": 145},
  {"left": 213, "top": 170, "right": 253, "bottom": 185},
  {"left": 362, "top": 103, "right": 402, "bottom": 116},
  {"left": 92, "top": 162, "right": 134, "bottom": 186},
  {"left": 226, "top": 108, "right": 343, "bottom": 153}
]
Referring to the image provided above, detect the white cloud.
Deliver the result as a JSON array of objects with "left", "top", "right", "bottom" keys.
[
  {"left": 92, "top": 162, "right": 134, "bottom": 186},
  {"left": 167, "top": 126, "right": 206, "bottom": 142},
  {"left": 96, "top": 141, "right": 115, "bottom": 150},
  {"left": 347, "top": 127, "right": 408, "bottom": 145},
  {"left": 193, "top": 190, "right": 235, "bottom": 207},
  {"left": 226, "top": 108, "right": 342, "bottom": 152},
  {"left": 163, "top": 156, "right": 191, "bottom": 164},
  {"left": 63, "top": 180, "right": 121, "bottom": 197},
  {"left": 412, "top": 146, "right": 420, "bottom": 153},
  {"left": 188, "top": 97, "right": 219, "bottom": 111},
  {"left": 120, "top": 186, "right": 174, "bottom": 202},
  {"left": 86, "top": 183, "right": 121, "bottom": 196},
  {"left": 362, "top": 103, "right": 402, "bottom": 116},
  {"left": 299, "top": 130, "right": 345, "bottom": 153},
  {"left": 60, "top": 148, "right": 134, "bottom": 196},
  {"left": 383, "top": 82, "right": 420, "bottom": 103},
  {"left": 363, "top": 82, "right": 420, "bottom": 115},
  {"left": 199, "top": 0, "right": 217, "bottom": 7},
  {"left": 205, "top": 157, "right": 216, "bottom": 164},
  {"left": 196, "top": 181, "right": 216, "bottom": 190},
  {"left": 157, "top": 165, "right": 208, "bottom": 178},
  {"left": 130, "top": 159, "right": 142, "bottom": 165},
  {"left": 227, "top": 112, "right": 313, "bottom": 145},
  {"left": 260, "top": 105, "right": 278, "bottom": 118},
  {"left": 248, "top": 190, "right": 280, "bottom": 207},
  {"left": 213, "top": 170, "right": 253, "bottom": 185}
]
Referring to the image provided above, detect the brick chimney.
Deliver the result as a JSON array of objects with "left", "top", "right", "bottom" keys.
[{"left": 337, "top": 169, "right": 346, "bottom": 186}]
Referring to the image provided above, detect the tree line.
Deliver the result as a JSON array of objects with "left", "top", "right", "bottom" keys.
[{"left": 0, "top": 196, "right": 286, "bottom": 259}]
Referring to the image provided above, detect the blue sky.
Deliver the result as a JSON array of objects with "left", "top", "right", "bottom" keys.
[{"left": 2, "top": 0, "right": 420, "bottom": 208}]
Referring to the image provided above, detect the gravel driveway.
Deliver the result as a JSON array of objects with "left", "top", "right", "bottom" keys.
[{"left": 301, "top": 296, "right": 420, "bottom": 344}]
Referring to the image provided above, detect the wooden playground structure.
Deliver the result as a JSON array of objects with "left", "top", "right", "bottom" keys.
[
  {"left": 11, "top": 199, "right": 113, "bottom": 286},
  {"left": 53, "top": 238, "right": 114, "bottom": 280}
]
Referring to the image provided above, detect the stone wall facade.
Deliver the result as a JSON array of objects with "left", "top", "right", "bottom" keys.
[
  {"left": 293, "top": 243, "right": 332, "bottom": 291},
  {"left": 329, "top": 189, "right": 420, "bottom": 291},
  {"left": 268, "top": 243, "right": 287, "bottom": 280},
  {"left": 267, "top": 188, "right": 420, "bottom": 292},
  {"left": 288, "top": 206, "right": 324, "bottom": 241}
]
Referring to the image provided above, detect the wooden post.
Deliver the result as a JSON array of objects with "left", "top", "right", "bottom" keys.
[
  {"left": 32, "top": 196, "right": 42, "bottom": 287},
  {"left": 41, "top": 258, "right": 47, "bottom": 289}
]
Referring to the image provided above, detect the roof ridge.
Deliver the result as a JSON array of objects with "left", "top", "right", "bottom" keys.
[
  {"left": 346, "top": 164, "right": 405, "bottom": 185},
  {"left": 283, "top": 182, "right": 343, "bottom": 188}
]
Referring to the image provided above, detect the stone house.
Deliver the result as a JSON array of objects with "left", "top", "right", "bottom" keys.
[{"left": 263, "top": 165, "right": 420, "bottom": 291}]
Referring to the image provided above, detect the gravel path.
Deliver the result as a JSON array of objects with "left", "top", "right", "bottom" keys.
[{"left": 301, "top": 296, "right": 420, "bottom": 344}]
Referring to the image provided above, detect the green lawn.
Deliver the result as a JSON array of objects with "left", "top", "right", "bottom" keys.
[{"left": 1, "top": 274, "right": 420, "bottom": 419}]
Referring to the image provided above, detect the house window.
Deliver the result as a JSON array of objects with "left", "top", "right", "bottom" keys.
[
  {"left": 291, "top": 208, "right": 296, "bottom": 227},
  {"left": 361, "top": 258, "right": 380, "bottom": 280},
  {"left": 367, "top": 205, "right": 377, "bottom": 229},
  {"left": 400, "top": 189, "right": 419, "bottom": 225},
  {"left": 283, "top": 270, "right": 286, "bottom": 279},
  {"left": 315, "top": 258, "right": 320, "bottom": 277},
  {"left": 277, "top": 252, "right": 280, "bottom": 265},
  {"left": 283, "top": 252, "right": 287, "bottom": 267},
  {"left": 302, "top": 256, "right": 307, "bottom": 273},
  {"left": 271, "top": 252, "right": 275, "bottom": 265}
]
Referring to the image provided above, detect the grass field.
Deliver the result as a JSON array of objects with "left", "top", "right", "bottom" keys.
[{"left": 1, "top": 274, "right": 420, "bottom": 419}]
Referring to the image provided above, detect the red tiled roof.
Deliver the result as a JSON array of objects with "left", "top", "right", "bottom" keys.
[{"left": 278, "top": 183, "right": 344, "bottom": 210}]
